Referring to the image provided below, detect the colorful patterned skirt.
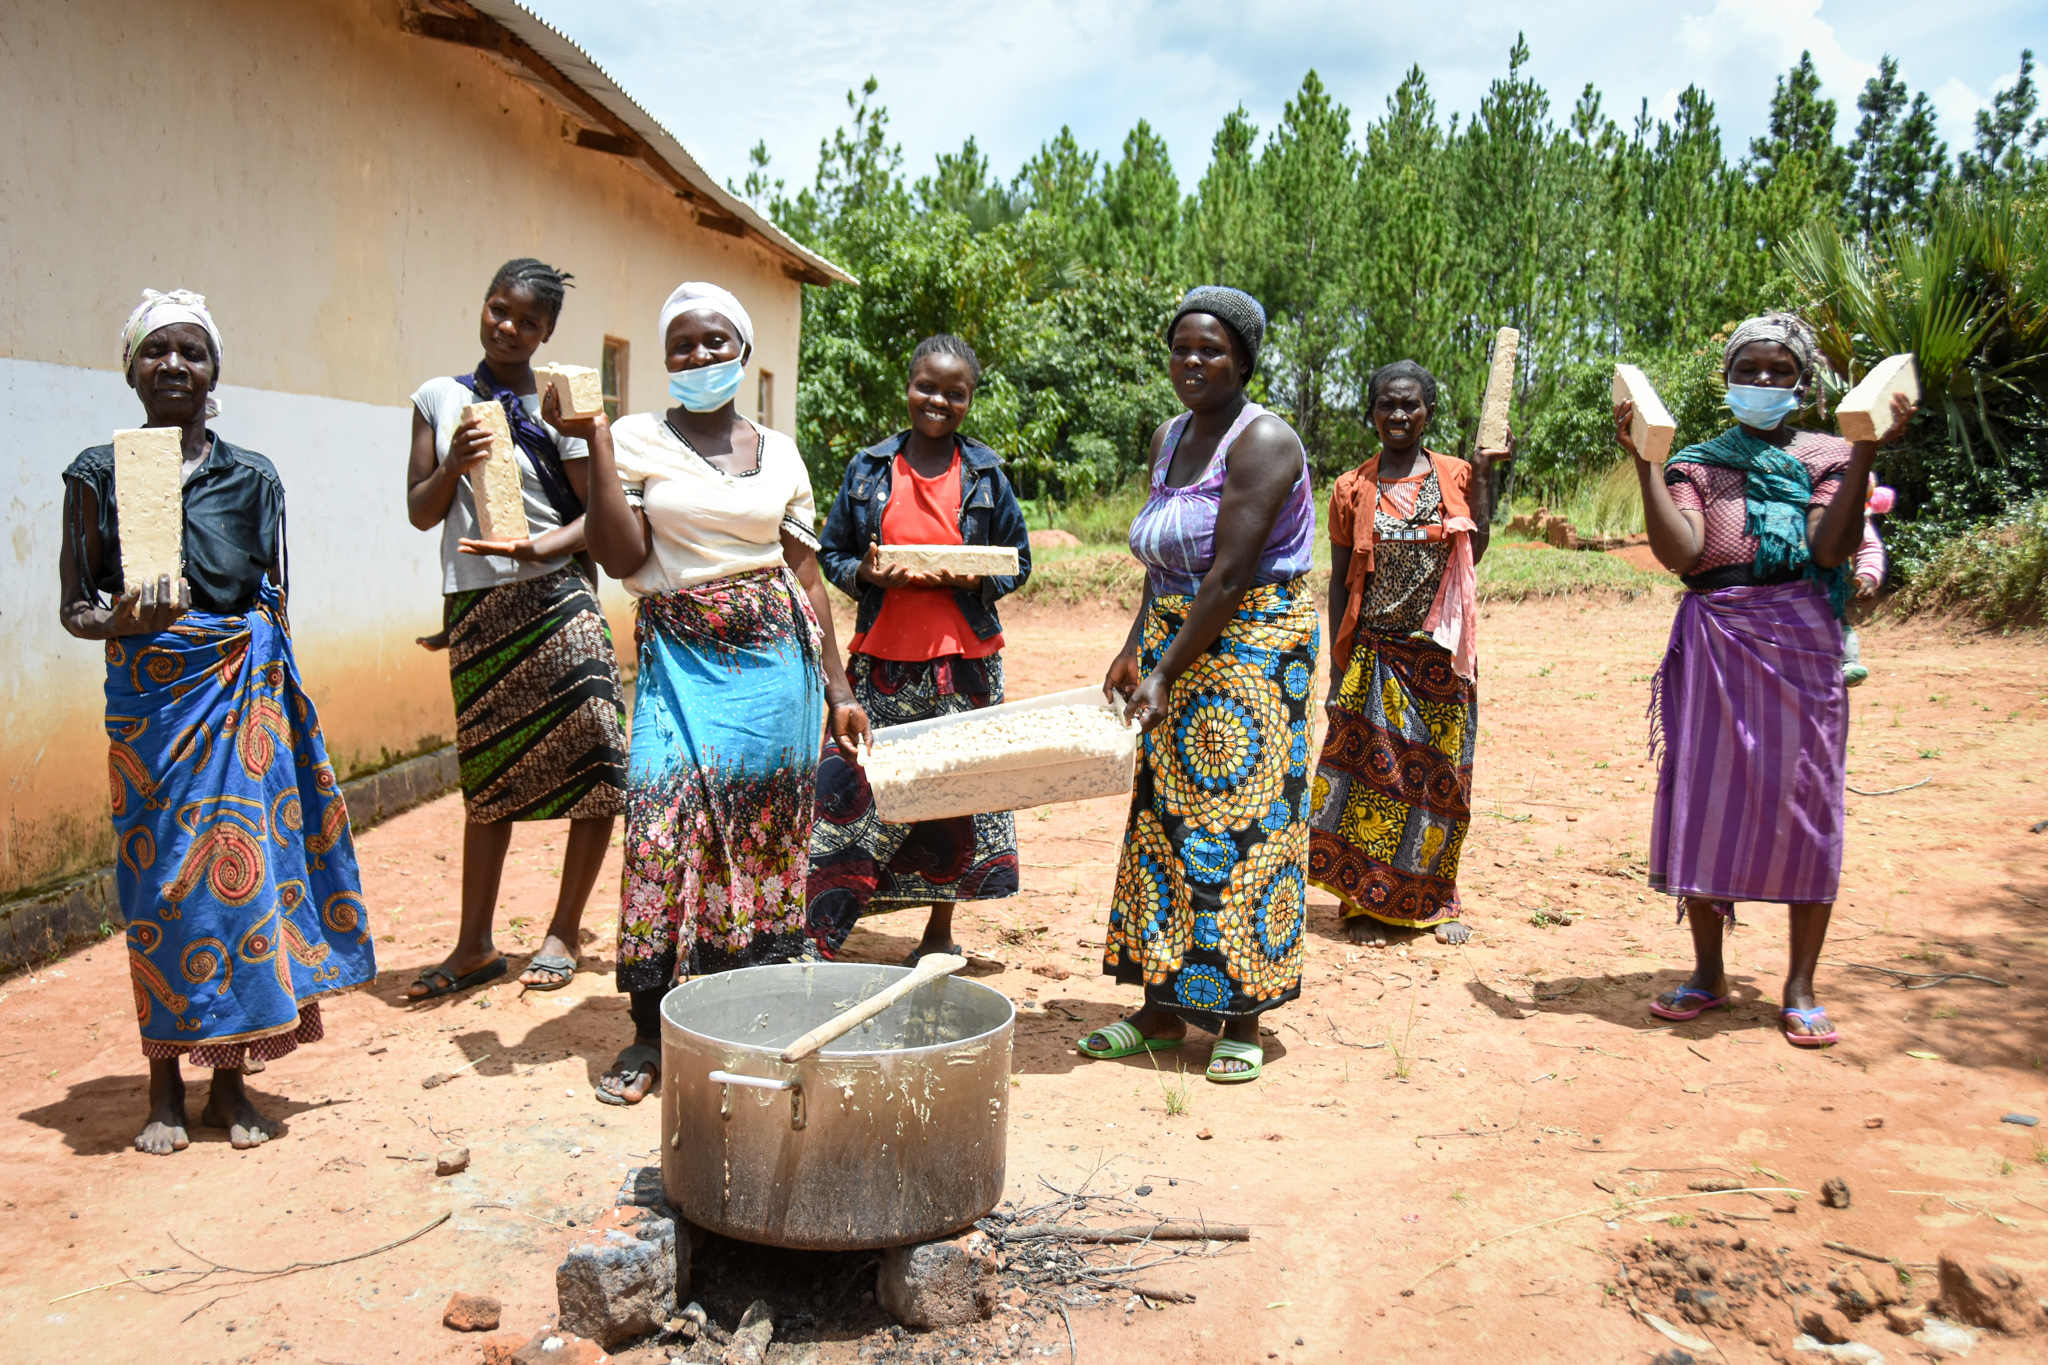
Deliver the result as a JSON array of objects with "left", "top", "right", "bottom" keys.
[
  {"left": 447, "top": 565, "right": 628, "bottom": 824},
  {"left": 1308, "top": 630, "right": 1475, "bottom": 930},
  {"left": 1649, "top": 580, "right": 1846, "bottom": 906},
  {"left": 617, "top": 567, "right": 824, "bottom": 991},
  {"left": 106, "top": 580, "right": 377, "bottom": 1063},
  {"left": 1105, "top": 578, "right": 1318, "bottom": 1031},
  {"left": 806, "top": 653, "right": 1020, "bottom": 956}
]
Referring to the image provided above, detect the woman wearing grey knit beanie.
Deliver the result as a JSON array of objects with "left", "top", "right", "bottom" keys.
[{"left": 1085, "top": 286, "right": 1318, "bottom": 1084}]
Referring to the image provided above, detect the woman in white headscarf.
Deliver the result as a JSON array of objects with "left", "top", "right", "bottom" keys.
[
  {"left": 59, "top": 290, "right": 377, "bottom": 1153},
  {"left": 568, "top": 282, "right": 868, "bottom": 1104}
]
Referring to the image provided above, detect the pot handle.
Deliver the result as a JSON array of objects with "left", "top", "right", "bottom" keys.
[{"left": 709, "top": 1070, "right": 807, "bottom": 1131}]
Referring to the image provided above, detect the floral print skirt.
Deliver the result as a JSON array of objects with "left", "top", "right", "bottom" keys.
[
  {"left": 617, "top": 567, "right": 824, "bottom": 992},
  {"left": 1104, "top": 578, "right": 1318, "bottom": 1032}
]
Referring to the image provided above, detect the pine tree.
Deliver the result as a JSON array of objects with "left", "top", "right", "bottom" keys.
[
  {"left": 1960, "top": 48, "right": 2047, "bottom": 186},
  {"left": 1746, "top": 51, "right": 1853, "bottom": 203},
  {"left": 1846, "top": 56, "right": 1948, "bottom": 231}
]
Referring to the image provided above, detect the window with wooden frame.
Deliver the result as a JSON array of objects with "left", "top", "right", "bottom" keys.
[
  {"left": 601, "top": 337, "right": 628, "bottom": 420},
  {"left": 757, "top": 370, "right": 775, "bottom": 428}
]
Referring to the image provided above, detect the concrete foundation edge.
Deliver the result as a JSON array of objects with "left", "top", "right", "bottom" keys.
[{"left": 0, "top": 744, "right": 459, "bottom": 973}]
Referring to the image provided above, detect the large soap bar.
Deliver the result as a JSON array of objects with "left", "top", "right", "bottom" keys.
[
  {"left": 874, "top": 544, "right": 1020, "bottom": 577},
  {"left": 112, "top": 427, "right": 184, "bottom": 589},
  {"left": 1476, "top": 326, "right": 1519, "bottom": 450},
  {"left": 461, "top": 401, "right": 530, "bottom": 542},
  {"left": 537, "top": 363, "right": 605, "bottom": 420},
  {"left": 864, "top": 696, "right": 1136, "bottom": 823},
  {"left": 1836, "top": 354, "right": 1918, "bottom": 443},
  {"left": 1612, "top": 364, "right": 1677, "bottom": 466}
]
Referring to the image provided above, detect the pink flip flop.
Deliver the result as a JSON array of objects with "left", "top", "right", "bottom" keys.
[
  {"left": 1780, "top": 1006, "right": 1839, "bottom": 1047},
  {"left": 1649, "top": 985, "right": 1729, "bottom": 1021}
]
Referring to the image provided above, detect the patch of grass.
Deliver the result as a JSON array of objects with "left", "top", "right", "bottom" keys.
[
  {"left": 1152, "top": 1055, "right": 1192, "bottom": 1118},
  {"left": 1918, "top": 747, "right": 1942, "bottom": 759},
  {"left": 1477, "top": 545, "right": 1672, "bottom": 602},
  {"left": 1507, "top": 457, "right": 1648, "bottom": 540},
  {"left": 1891, "top": 496, "right": 2048, "bottom": 628}
]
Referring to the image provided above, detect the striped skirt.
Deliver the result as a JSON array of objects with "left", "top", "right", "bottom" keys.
[
  {"left": 1649, "top": 580, "right": 1847, "bottom": 905},
  {"left": 447, "top": 566, "right": 628, "bottom": 824}
]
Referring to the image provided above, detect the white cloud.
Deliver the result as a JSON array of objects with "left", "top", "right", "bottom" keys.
[{"left": 524, "top": 0, "right": 2045, "bottom": 189}]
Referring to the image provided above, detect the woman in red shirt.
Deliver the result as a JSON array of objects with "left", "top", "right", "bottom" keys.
[{"left": 807, "top": 336, "right": 1034, "bottom": 962}]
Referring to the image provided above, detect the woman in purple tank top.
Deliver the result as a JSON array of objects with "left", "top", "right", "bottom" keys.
[{"left": 1080, "top": 286, "right": 1318, "bottom": 1085}]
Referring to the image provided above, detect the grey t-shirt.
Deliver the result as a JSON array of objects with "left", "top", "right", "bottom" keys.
[{"left": 412, "top": 375, "right": 589, "bottom": 594}]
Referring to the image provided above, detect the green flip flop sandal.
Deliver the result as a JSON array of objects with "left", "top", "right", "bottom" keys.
[
  {"left": 1206, "top": 1037, "right": 1264, "bottom": 1084},
  {"left": 1077, "top": 1020, "right": 1183, "bottom": 1060}
]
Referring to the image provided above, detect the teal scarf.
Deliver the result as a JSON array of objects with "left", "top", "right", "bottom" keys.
[{"left": 1665, "top": 426, "right": 1848, "bottom": 619}]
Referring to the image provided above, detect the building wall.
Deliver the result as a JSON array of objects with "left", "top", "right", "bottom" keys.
[{"left": 0, "top": 0, "right": 806, "bottom": 896}]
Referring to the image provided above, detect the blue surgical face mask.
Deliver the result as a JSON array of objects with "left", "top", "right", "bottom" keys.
[
  {"left": 1724, "top": 383, "right": 1802, "bottom": 430},
  {"left": 669, "top": 357, "right": 745, "bottom": 413}
]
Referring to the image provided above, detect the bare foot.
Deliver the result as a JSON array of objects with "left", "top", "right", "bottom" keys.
[
  {"left": 1345, "top": 916, "right": 1391, "bottom": 947},
  {"left": 416, "top": 630, "right": 450, "bottom": 651},
  {"left": 1435, "top": 921, "right": 1472, "bottom": 945},
  {"left": 200, "top": 1070, "right": 280, "bottom": 1149},
  {"left": 598, "top": 1040, "right": 660, "bottom": 1105},
  {"left": 135, "top": 1059, "right": 190, "bottom": 1156}
]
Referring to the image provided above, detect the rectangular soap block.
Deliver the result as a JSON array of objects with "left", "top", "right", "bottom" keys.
[
  {"left": 461, "top": 401, "right": 530, "bottom": 542},
  {"left": 111, "top": 427, "right": 184, "bottom": 589},
  {"left": 1836, "top": 353, "right": 1918, "bottom": 443},
  {"left": 537, "top": 363, "right": 605, "bottom": 420},
  {"left": 1476, "top": 326, "right": 1519, "bottom": 450},
  {"left": 1612, "top": 364, "right": 1676, "bottom": 466},
  {"left": 874, "top": 544, "right": 1020, "bottom": 577}
]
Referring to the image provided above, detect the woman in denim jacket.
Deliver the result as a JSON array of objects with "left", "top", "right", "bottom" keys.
[{"left": 806, "top": 335, "right": 1034, "bottom": 962}]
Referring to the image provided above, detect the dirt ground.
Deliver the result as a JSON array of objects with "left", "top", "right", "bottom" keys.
[{"left": 5, "top": 589, "right": 2047, "bottom": 1364}]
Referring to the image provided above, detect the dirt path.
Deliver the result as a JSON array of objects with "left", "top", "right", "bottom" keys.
[{"left": 3, "top": 593, "right": 2045, "bottom": 1363}]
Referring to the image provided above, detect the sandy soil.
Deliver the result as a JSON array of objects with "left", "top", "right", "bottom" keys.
[{"left": 4, "top": 591, "right": 2046, "bottom": 1364}]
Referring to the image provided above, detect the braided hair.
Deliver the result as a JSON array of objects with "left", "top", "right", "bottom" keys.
[
  {"left": 910, "top": 333, "right": 982, "bottom": 387},
  {"left": 487, "top": 258, "right": 575, "bottom": 322},
  {"left": 1366, "top": 359, "right": 1439, "bottom": 413}
]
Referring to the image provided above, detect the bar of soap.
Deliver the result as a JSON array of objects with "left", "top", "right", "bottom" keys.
[
  {"left": 1612, "top": 364, "right": 1676, "bottom": 466},
  {"left": 112, "top": 427, "right": 184, "bottom": 589},
  {"left": 1476, "top": 326, "right": 1519, "bottom": 450},
  {"left": 537, "top": 363, "right": 605, "bottom": 420},
  {"left": 460, "top": 401, "right": 530, "bottom": 542},
  {"left": 875, "top": 545, "right": 1020, "bottom": 576},
  {"left": 1836, "top": 354, "right": 1918, "bottom": 443}
]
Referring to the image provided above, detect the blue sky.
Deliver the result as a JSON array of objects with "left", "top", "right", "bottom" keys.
[{"left": 524, "top": 0, "right": 2048, "bottom": 196}]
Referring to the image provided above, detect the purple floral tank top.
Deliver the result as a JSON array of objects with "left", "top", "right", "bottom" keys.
[{"left": 1127, "top": 403, "right": 1315, "bottom": 596}]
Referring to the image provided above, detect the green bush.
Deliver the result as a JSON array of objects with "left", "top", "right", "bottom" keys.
[{"left": 1889, "top": 497, "right": 2048, "bottom": 627}]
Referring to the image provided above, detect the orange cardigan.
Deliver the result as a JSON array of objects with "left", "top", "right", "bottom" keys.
[{"left": 1327, "top": 450, "right": 1473, "bottom": 676}]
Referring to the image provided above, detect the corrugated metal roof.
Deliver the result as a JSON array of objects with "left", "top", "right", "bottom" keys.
[{"left": 459, "top": 0, "right": 854, "bottom": 286}]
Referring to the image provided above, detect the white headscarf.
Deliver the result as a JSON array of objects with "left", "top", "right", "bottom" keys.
[
  {"left": 121, "top": 288, "right": 224, "bottom": 418},
  {"left": 657, "top": 282, "right": 753, "bottom": 359}
]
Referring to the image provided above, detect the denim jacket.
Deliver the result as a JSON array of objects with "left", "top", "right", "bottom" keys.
[{"left": 817, "top": 432, "right": 1033, "bottom": 643}]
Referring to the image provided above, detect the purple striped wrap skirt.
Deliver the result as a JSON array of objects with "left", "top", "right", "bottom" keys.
[{"left": 1648, "top": 579, "right": 1847, "bottom": 906}]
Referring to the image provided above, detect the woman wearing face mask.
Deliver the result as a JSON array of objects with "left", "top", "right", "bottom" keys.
[
  {"left": 1308, "top": 361, "right": 1508, "bottom": 950},
  {"left": 577, "top": 281, "right": 868, "bottom": 1104},
  {"left": 60, "top": 290, "right": 377, "bottom": 1154},
  {"left": 403, "top": 258, "right": 629, "bottom": 1000},
  {"left": 805, "top": 335, "right": 1033, "bottom": 964},
  {"left": 1085, "top": 286, "right": 1317, "bottom": 1085},
  {"left": 1620, "top": 312, "right": 1911, "bottom": 1048}
]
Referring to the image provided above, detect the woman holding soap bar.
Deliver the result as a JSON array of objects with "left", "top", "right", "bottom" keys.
[
  {"left": 806, "top": 335, "right": 1033, "bottom": 964},
  {"left": 1308, "top": 361, "right": 1505, "bottom": 949},
  {"left": 1618, "top": 312, "right": 1911, "bottom": 1048},
  {"left": 579, "top": 281, "right": 869, "bottom": 1105},
  {"left": 1088, "top": 286, "right": 1317, "bottom": 1084},
  {"left": 59, "top": 289, "right": 377, "bottom": 1154},
  {"left": 403, "top": 258, "right": 629, "bottom": 999}
]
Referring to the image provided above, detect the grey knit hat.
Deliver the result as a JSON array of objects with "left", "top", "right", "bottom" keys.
[{"left": 1170, "top": 285, "right": 1266, "bottom": 378}]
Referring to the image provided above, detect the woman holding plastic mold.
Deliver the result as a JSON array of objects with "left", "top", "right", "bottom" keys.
[
  {"left": 1621, "top": 312, "right": 1911, "bottom": 1048},
  {"left": 805, "top": 334, "right": 1032, "bottom": 966},
  {"left": 576, "top": 281, "right": 868, "bottom": 1105}
]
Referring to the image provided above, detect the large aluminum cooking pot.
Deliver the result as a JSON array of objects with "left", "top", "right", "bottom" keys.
[{"left": 659, "top": 962, "right": 1013, "bottom": 1251}]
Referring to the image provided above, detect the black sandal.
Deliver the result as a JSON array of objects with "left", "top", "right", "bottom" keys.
[
  {"left": 520, "top": 953, "right": 578, "bottom": 990},
  {"left": 408, "top": 956, "right": 508, "bottom": 1001},
  {"left": 596, "top": 1043, "right": 661, "bottom": 1106},
  {"left": 902, "top": 943, "right": 964, "bottom": 967}
]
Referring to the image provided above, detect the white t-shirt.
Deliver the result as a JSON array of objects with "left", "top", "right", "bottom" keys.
[
  {"left": 411, "top": 376, "right": 590, "bottom": 594},
  {"left": 610, "top": 412, "right": 818, "bottom": 597}
]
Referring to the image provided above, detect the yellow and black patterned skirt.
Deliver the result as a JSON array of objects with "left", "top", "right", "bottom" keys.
[
  {"left": 1308, "top": 631, "right": 1475, "bottom": 929},
  {"left": 1104, "top": 578, "right": 1318, "bottom": 1031}
]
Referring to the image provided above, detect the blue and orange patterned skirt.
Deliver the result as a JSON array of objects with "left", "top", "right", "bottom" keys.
[
  {"left": 1308, "top": 630, "right": 1475, "bottom": 930},
  {"left": 1104, "top": 578, "right": 1318, "bottom": 1031}
]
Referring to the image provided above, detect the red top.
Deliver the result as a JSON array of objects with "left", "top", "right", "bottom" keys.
[
  {"left": 848, "top": 450, "right": 1002, "bottom": 661},
  {"left": 1663, "top": 430, "right": 1850, "bottom": 572}
]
